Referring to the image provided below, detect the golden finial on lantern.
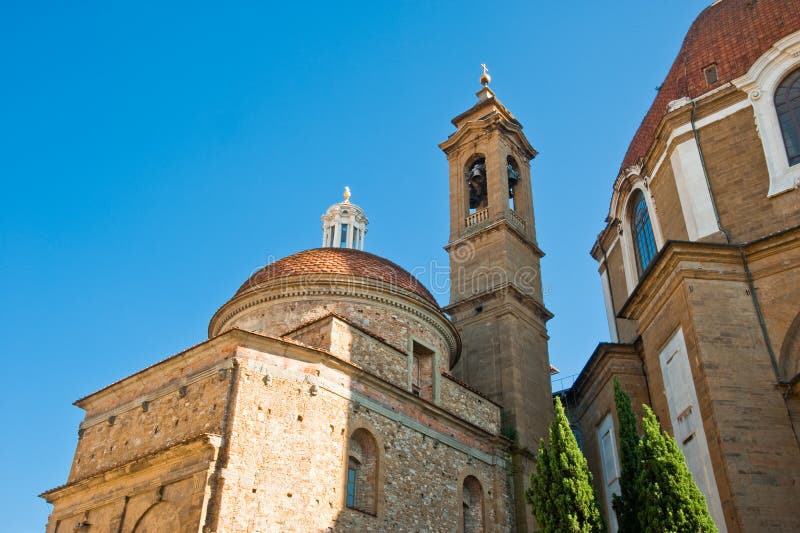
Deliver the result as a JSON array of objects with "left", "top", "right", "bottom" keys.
[
  {"left": 480, "top": 63, "right": 491, "bottom": 87},
  {"left": 343, "top": 186, "right": 351, "bottom": 203}
]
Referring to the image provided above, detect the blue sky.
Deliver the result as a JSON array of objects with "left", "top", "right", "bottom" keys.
[{"left": 1, "top": 1, "right": 711, "bottom": 529}]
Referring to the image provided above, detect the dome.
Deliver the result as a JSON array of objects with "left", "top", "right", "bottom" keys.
[
  {"left": 621, "top": 0, "right": 800, "bottom": 171},
  {"left": 209, "top": 247, "right": 459, "bottom": 366},
  {"left": 235, "top": 247, "right": 437, "bottom": 305}
]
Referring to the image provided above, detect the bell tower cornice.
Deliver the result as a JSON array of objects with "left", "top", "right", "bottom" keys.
[{"left": 439, "top": 114, "right": 537, "bottom": 160}]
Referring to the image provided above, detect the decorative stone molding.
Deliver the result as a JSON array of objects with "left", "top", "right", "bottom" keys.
[
  {"left": 209, "top": 276, "right": 461, "bottom": 366},
  {"left": 733, "top": 29, "right": 800, "bottom": 196}
]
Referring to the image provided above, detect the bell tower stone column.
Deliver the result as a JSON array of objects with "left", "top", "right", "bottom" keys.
[{"left": 440, "top": 71, "right": 553, "bottom": 532}]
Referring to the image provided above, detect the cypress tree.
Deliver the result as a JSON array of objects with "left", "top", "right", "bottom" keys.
[
  {"left": 526, "top": 396, "right": 605, "bottom": 533},
  {"left": 611, "top": 378, "right": 641, "bottom": 533},
  {"left": 635, "top": 405, "right": 718, "bottom": 533}
]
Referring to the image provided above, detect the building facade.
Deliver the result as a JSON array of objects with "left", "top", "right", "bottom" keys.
[{"left": 563, "top": 1, "right": 800, "bottom": 532}]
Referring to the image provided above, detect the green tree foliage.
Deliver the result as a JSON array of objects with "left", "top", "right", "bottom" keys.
[
  {"left": 611, "top": 378, "right": 641, "bottom": 533},
  {"left": 526, "top": 397, "right": 605, "bottom": 533},
  {"left": 635, "top": 405, "right": 718, "bottom": 533}
]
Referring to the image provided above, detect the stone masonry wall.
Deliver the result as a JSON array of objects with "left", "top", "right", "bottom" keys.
[
  {"left": 440, "top": 374, "right": 500, "bottom": 434},
  {"left": 68, "top": 365, "right": 229, "bottom": 483},
  {"left": 224, "top": 296, "right": 452, "bottom": 373},
  {"left": 637, "top": 272, "right": 800, "bottom": 532},
  {"left": 648, "top": 157, "right": 689, "bottom": 242},
  {"left": 699, "top": 107, "right": 800, "bottom": 242},
  {"left": 287, "top": 315, "right": 410, "bottom": 390},
  {"left": 45, "top": 436, "right": 219, "bottom": 533},
  {"left": 215, "top": 348, "right": 512, "bottom": 532}
]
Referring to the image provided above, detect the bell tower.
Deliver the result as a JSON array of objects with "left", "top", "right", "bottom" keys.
[{"left": 440, "top": 67, "right": 553, "bottom": 532}]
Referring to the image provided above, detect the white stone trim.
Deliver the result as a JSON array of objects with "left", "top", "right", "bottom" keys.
[
  {"left": 597, "top": 413, "right": 620, "bottom": 533},
  {"left": 658, "top": 327, "right": 727, "bottom": 532},
  {"left": 670, "top": 138, "right": 721, "bottom": 240},
  {"left": 321, "top": 201, "right": 369, "bottom": 250},
  {"left": 733, "top": 29, "right": 800, "bottom": 197},
  {"left": 600, "top": 270, "right": 619, "bottom": 342},
  {"left": 619, "top": 180, "right": 663, "bottom": 295},
  {"left": 649, "top": 98, "right": 753, "bottom": 180}
]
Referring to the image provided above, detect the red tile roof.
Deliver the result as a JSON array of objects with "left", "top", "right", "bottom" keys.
[
  {"left": 236, "top": 248, "right": 438, "bottom": 305},
  {"left": 621, "top": 0, "right": 800, "bottom": 171}
]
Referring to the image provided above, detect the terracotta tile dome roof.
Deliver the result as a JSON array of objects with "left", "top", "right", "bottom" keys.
[
  {"left": 621, "top": 0, "right": 800, "bottom": 171},
  {"left": 235, "top": 248, "right": 438, "bottom": 305}
]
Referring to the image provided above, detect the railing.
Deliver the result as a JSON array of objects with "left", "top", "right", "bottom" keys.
[
  {"left": 551, "top": 373, "right": 578, "bottom": 395},
  {"left": 508, "top": 209, "right": 526, "bottom": 231},
  {"left": 465, "top": 208, "right": 489, "bottom": 228}
]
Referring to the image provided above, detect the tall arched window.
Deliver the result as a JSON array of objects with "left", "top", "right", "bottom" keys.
[
  {"left": 346, "top": 428, "right": 379, "bottom": 515},
  {"left": 465, "top": 156, "right": 488, "bottom": 213},
  {"left": 630, "top": 190, "right": 658, "bottom": 275},
  {"left": 776, "top": 67, "right": 800, "bottom": 167},
  {"left": 462, "top": 476, "right": 484, "bottom": 533},
  {"left": 507, "top": 156, "right": 520, "bottom": 210}
]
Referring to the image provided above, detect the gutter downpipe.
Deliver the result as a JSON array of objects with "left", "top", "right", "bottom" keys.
[
  {"left": 691, "top": 100, "right": 800, "bottom": 444},
  {"left": 691, "top": 102, "right": 793, "bottom": 414},
  {"left": 597, "top": 236, "right": 619, "bottom": 343}
]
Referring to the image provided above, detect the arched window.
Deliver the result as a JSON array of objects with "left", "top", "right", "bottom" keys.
[
  {"left": 776, "top": 67, "right": 800, "bottom": 167},
  {"left": 462, "top": 476, "right": 484, "bottom": 533},
  {"left": 629, "top": 190, "right": 658, "bottom": 275},
  {"left": 346, "top": 428, "right": 379, "bottom": 515},
  {"left": 507, "top": 157, "right": 520, "bottom": 210},
  {"left": 465, "top": 156, "right": 488, "bottom": 213}
]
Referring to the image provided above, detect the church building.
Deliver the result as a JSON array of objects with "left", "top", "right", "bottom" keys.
[
  {"left": 42, "top": 1, "right": 800, "bottom": 532},
  {"left": 41, "top": 66, "right": 552, "bottom": 532},
  {"left": 561, "top": 1, "right": 800, "bottom": 532}
]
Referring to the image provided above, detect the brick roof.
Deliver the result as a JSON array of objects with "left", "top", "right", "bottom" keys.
[
  {"left": 236, "top": 248, "right": 438, "bottom": 305},
  {"left": 621, "top": 0, "right": 800, "bottom": 171}
]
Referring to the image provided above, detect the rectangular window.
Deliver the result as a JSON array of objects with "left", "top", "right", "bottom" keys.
[
  {"left": 411, "top": 341, "right": 435, "bottom": 400},
  {"left": 659, "top": 328, "right": 727, "bottom": 532},
  {"left": 703, "top": 64, "right": 718, "bottom": 86},
  {"left": 340, "top": 223, "right": 349, "bottom": 247},
  {"left": 346, "top": 465, "right": 357, "bottom": 508},
  {"left": 597, "top": 414, "right": 620, "bottom": 533}
]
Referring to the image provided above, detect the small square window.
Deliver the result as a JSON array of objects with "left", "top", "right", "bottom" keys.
[{"left": 703, "top": 64, "right": 718, "bottom": 86}]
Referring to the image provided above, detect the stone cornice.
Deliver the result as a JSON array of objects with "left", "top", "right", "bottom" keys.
[
  {"left": 439, "top": 110, "right": 536, "bottom": 160},
  {"left": 445, "top": 216, "right": 545, "bottom": 258},
  {"left": 618, "top": 227, "right": 800, "bottom": 329},
  {"left": 595, "top": 86, "right": 750, "bottom": 252},
  {"left": 443, "top": 283, "right": 553, "bottom": 326},
  {"left": 73, "top": 329, "right": 502, "bottom": 455},
  {"left": 40, "top": 433, "right": 221, "bottom": 502},
  {"left": 208, "top": 275, "right": 461, "bottom": 367},
  {"left": 744, "top": 225, "right": 800, "bottom": 263},
  {"left": 74, "top": 333, "right": 239, "bottom": 411},
  {"left": 562, "top": 343, "right": 642, "bottom": 422},
  {"left": 619, "top": 241, "right": 746, "bottom": 329}
]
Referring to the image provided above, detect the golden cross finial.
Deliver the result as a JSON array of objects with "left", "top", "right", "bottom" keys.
[
  {"left": 344, "top": 186, "right": 351, "bottom": 202},
  {"left": 480, "top": 64, "right": 491, "bottom": 87}
]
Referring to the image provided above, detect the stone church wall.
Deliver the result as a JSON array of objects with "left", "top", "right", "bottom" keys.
[
  {"left": 45, "top": 436, "right": 219, "bottom": 533},
  {"left": 698, "top": 107, "right": 800, "bottom": 243},
  {"left": 223, "top": 296, "right": 452, "bottom": 371},
  {"left": 629, "top": 248, "right": 800, "bottom": 532},
  {"left": 440, "top": 374, "right": 500, "bottom": 434},
  {"left": 68, "top": 358, "right": 230, "bottom": 483},
  {"left": 286, "top": 314, "right": 411, "bottom": 390},
  {"left": 214, "top": 346, "right": 512, "bottom": 532}
]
